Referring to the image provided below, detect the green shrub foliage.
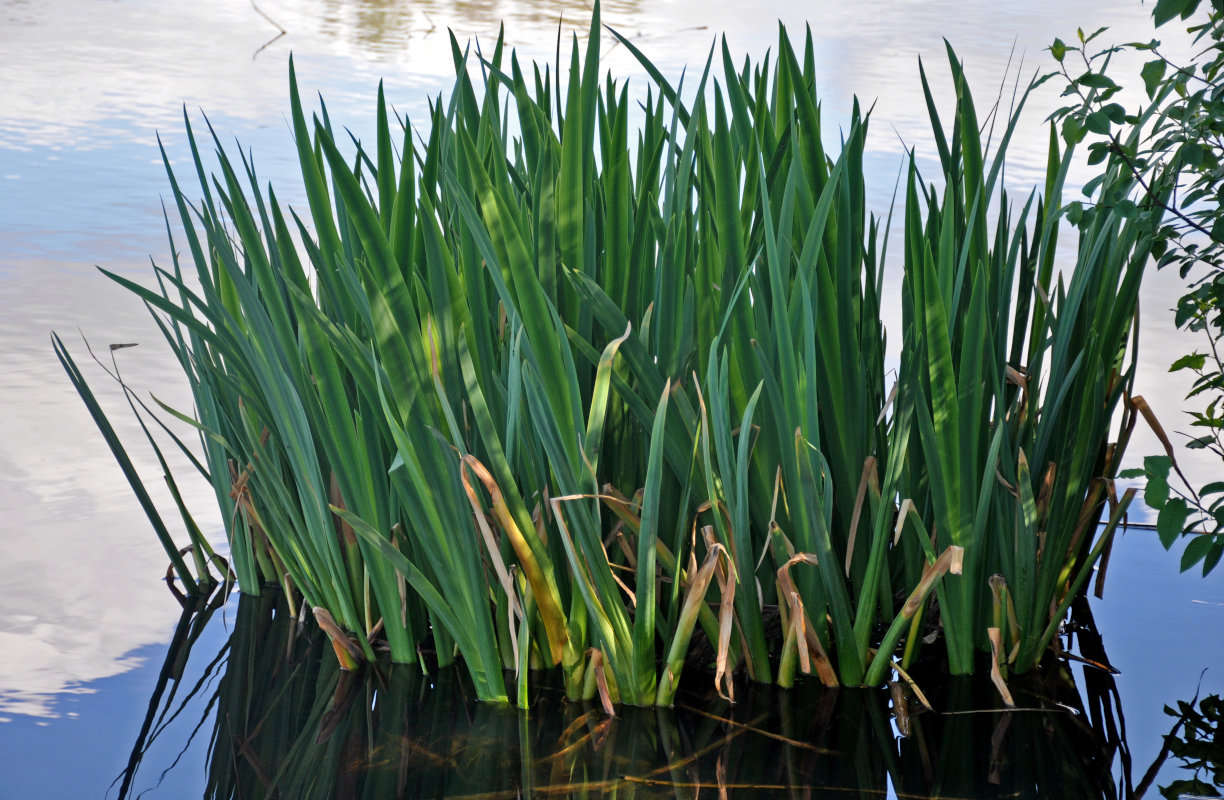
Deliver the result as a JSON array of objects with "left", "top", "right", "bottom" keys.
[
  {"left": 62, "top": 7, "right": 1162, "bottom": 704},
  {"left": 1051, "top": 1, "right": 1224, "bottom": 575}
]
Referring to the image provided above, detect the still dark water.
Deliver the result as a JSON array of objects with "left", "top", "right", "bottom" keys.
[
  {"left": 0, "top": 530, "right": 1218, "bottom": 798},
  {"left": 0, "top": 1, "right": 1222, "bottom": 797}
]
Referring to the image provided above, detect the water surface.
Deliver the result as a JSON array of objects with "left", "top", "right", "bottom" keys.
[{"left": 1, "top": 529, "right": 1219, "bottom": 798}]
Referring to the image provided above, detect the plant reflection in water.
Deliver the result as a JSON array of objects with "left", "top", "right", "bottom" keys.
[{"left": 115, "top": 586, "right": 1213, "bottom": 799}]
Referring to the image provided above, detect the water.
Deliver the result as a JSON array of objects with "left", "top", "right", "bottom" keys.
[
  {"left": 0, "top": 0, "right": 1221, "bottom": 796},
  {"left": 2, "top": 532, "right": 1220, "bottom": 798}
]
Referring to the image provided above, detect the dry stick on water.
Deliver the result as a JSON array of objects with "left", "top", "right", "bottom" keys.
[
  {"left": 675, "top": 704, "right": 832, "bottom": 753},
  {"left": 250, "top": 0, "right": 286, "bottom": 59},
  {"left": 250, "top": 0, "right": 285, "bottom": 34}
]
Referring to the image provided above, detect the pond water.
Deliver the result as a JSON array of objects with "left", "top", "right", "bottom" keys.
[
  {"left": 1, "top": 530, "right": 1221, "bottom": 798},
  {"left": 0, "top": 1, "right": 1221, "bottom": 797}
]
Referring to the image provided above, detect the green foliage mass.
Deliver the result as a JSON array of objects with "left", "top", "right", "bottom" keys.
[
  {"left": 1050, "top": 0, "right": 1224, "bottom": 575},
  {"left": 60, "top": 6, "right": 1162, "bottom": 705}
]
